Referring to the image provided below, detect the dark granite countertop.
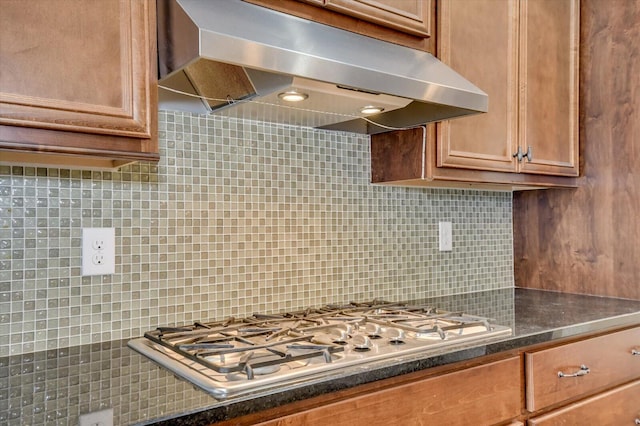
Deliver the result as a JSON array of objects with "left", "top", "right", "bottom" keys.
[{"left": 2, "top": 288, "right": 640, "bottom": 425}]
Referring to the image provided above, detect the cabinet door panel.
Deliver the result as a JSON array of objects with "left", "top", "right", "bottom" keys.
[
  {"left": 528, "top": 380, "right": 640, "bottom": 426},
  {"left": 325, "top": 0, "right": 431, "bottom": 37},
  {"left": 0, "top": 0, "right": 152, "bottom": 139},
  {"left": 518, "top": 0, "right": 579, "bottom": 176},
  {"left": 437, "top": 0, "right": 519, "bottom": 173},
  {"left": 256, "top": 356, "right": 521, "bottom": 426}
]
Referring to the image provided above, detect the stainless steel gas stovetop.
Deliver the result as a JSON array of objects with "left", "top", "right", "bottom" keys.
[{"left": 128, "top": 300, "right": 512, "bottom": 399}]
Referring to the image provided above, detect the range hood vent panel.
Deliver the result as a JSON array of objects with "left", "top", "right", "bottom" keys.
[{"left": 158, "top": 0, "right": 488, "bottom": 133}]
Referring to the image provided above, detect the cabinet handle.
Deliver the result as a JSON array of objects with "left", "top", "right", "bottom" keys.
[
  {"left": 513, "top": 146, "right": 524, "bottom": 161},
  {"left": 635, "top": 419, "right": 640, "bottom": 425},
  {"left": 512, "top": 146, "right": 533, "bottom": 162},
  {"left": 632, "top": 349, "right": 640, "bottom": 356},
  {"left": 558, "top": 364, "right": 590, "bottom": 378}
]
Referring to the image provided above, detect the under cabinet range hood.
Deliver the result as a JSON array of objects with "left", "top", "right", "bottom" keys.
[{"left": 157, "top": 0, "right": 488, "bottom": 134}]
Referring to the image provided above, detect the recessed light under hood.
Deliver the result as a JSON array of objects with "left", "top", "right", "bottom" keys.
[{"left": 157, "top": 0, "right": 488, "bottom": 134}]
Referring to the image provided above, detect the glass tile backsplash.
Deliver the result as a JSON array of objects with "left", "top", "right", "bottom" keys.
[{"left": 0, "top": 111, "right": 513, "bottom": 356}]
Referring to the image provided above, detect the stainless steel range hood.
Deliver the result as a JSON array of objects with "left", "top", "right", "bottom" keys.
[{"left": 157, "top": 0, "right": 488, "bottom": 134}]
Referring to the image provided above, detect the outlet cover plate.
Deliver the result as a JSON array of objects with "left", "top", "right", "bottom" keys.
[
  {"left": 79, "top": 408, "right": 113, "bottom": 426},
  {"left": 82, "top": 228, "right": 115, "bottom": 276},
  {"left": 439, "top": 221, "right": 453, "bottom": 252}
]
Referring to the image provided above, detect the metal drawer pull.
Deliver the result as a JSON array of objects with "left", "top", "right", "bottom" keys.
[
  {"left": 635, "top": 418, "right": 640, "bottom": 425},
  {"left": 558, "top": 364, "right": 590, "bottom": 378},
  {"left": 632, "top": 349, "right": 640, "bottom": 356}
]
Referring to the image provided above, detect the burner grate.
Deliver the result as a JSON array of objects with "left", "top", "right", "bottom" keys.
[
  {"left": 140, "top": 300, "right": 508, "bottom": 382},
  {"left": 144, "top": 318, "right": 346, "bottom": 379}
]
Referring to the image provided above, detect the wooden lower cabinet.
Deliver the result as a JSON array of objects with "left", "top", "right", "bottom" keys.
[
  {"left": 527, "top": 380, "right": 640, "bottom": 426},
  {"left": 525, "top": 327, "right": 640, "bottom": 412},
  {"left": 254, "top": 356, "right": 521, "bottom": 426}
]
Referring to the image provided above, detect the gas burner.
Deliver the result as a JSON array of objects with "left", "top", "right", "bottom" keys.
[
  {"left": 387, "top": 328, "right": 406, "bottom": 345},
  {"left": 352, "top": 335, "right": 373, "bottom": 352},
  {"left": 130, "top": 299, "right": 512, "bottom": 400},
  {"left": 331, "top": 324, "right": 353, "bottom": 345},
  {"left": 364, "top": 323, "right": 383, "bottom": 339}
]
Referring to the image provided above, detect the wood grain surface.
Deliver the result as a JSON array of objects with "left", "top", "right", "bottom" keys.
[
  {"left": 253, "top": 357, "right": 521, "bottom": 426},
  {"left": 527, "top": 380, "right": 640, "bottom": 426},
  {"left": 244, "top": 0, "right": 434, "bottom": 52},
  {"left": 513, "top": 0, "right": 640, "bottom": 299},
  {"left": 525, "top": 327, "right": 640, "bottom": 411}
]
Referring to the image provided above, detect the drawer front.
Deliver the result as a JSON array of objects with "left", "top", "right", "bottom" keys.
[
  {"left": 525, "top": 327, "right": 640, "bottom": 411},
  {"left": 528, "top": 379, "right": 640, "bottom": 426},
  {"left": 257, "top": 356, "right": 521, "bottom": 426}
]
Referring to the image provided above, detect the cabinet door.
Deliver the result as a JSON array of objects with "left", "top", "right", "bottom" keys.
[
  {"left": 247, "top": 0, "right": 433, "bottom": 52},
  {"left": 437, "top": 0, "right": 519, "bottom": 173},
  {"left": 518, "top": 0, "right": 579, "bottom": 176},
  {"left": 0, "top": 0, "right": 158, "bottom": 164},
  {"left": 324, "top": 0, "right": 431, "bottom": 37},
  {"left": 528, "top": 380, "right": 640, "bottom": 426}
]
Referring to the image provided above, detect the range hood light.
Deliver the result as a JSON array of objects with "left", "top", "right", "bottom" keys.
[
  {"left": 360, "top": 105, "right": 385, "bottom": 115},
  {"left": 278, "top": 90, "right": 309, "bottom": 102}
]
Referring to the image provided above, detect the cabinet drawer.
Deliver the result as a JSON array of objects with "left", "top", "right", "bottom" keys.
[
  {"left": 525, "top": 327, "right": 640, "bottom": 411},
  {"left": 257, "top": 356, "right": 521, "bottom": 426},
  {"left": 528, "top": 379, "right": 640, "bottom": 426}
]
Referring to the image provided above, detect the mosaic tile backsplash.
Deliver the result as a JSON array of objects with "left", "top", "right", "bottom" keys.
[{"left": 0, "top": 111, "right": 513, "bottom": 357}]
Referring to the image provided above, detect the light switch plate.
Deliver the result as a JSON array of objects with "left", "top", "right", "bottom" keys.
[
  {"left": 82, "top": 228, "right": 115, "bottom": 276},
  {"left": 439, "top": 221, "right": 453, "bottom": 252}
]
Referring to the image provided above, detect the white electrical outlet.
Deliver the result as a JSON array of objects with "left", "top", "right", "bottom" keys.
[
  {"left": 82, "top": 228, "right": 115, "bottom": 276},
  {"left": 439, "top": 221, "right": 453, "bottom": 252},
  {"left": 79, "top": 408, "right": 113, "bottom": 426}
]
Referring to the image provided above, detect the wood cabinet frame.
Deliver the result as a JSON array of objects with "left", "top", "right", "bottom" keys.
[
  {"left": 436, "top": 0, "right": 580, "bottom": 177},
  {"left": 244, "top": 0, "right": 435, "bottom": 52},
  {"left": 0, "top": 0, "right": 159, "bottom": 168}
]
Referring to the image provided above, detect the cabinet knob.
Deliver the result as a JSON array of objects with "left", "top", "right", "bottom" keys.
[
  {"left": 632, "top": 349, "right": 640, "bottom": 356},
  {"left": 558, "top": 364, "right": 590, "bottom": 378},
  {"left": 513, "top": 146, "right": 524, "bottom": 161},
  {"left": 635, "top": 418, "right": 640, "bottom": 425},
  {"left": 513, "top": 146, "right": 533, "bottom": 162}
]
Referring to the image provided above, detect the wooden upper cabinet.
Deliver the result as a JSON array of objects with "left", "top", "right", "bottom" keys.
[
  {"left": 0, "top": 0, "right": 159, "bottom": 168},
  {"left": 320, "top": 0, "right": 431, "bottom": 37},
  {"left": 245, "top": 0, "right": 434, "bottom": 52},
  {"left": 370, "top": 0, "right": 579, "bottom": 190},
  {"left": 437, "top": 0, "right": 579, "bottom": 177}
]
